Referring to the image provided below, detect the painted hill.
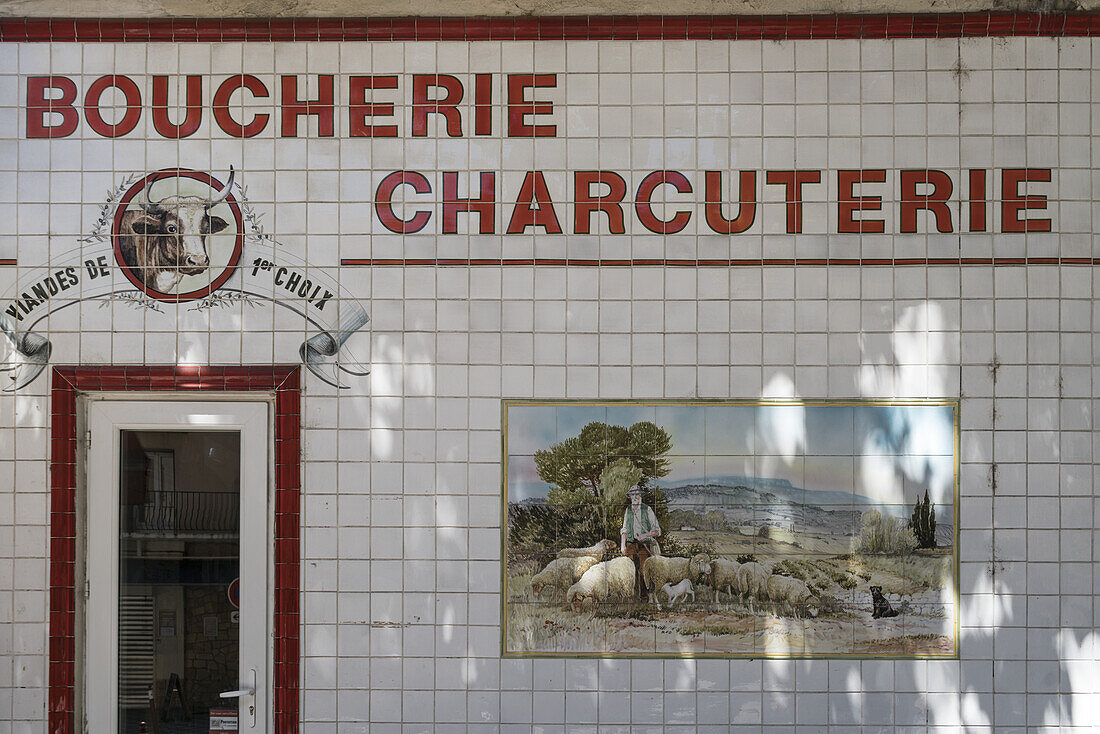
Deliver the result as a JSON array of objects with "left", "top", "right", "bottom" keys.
[
  {"left": 661, "top": 482, "right": 954, "bottom": 547},
  {"left": 663, "top": 483, "right": 864, "bottom": 536},
  {"left": 659, "top": 474, "right": 879, "bottom": 507}
]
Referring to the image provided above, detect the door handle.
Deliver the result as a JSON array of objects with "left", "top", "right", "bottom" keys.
[{"left": 219, "top": 668, "right": 257, "bottom": 727}]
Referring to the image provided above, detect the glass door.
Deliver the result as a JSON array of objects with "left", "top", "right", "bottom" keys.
[{"left": 86, "top": 401, "right": 270, "bottom": 733}]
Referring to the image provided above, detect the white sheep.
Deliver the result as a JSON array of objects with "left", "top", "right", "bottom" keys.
[
  {"left": 641, "top": 554, "right": 712, "bottom": 610},
  {"left": 659, "top": 579, "right": 695, "bottom": 607},
  {"left": 565, "top": 556, "right": 636, "bottom": 613},
  {"left": 557, "top": 539, "right": 617, "bottom": 561},
  {"left": 736, "top": 562, "right": 770, "bottom": 605},
  {"left": 765, "top": 574, "right": 820, "bottom": 617},
  {"left": 709, "top": 558, "right": 741, "bottom": 604},
  {"left": 530, "top": 555, "right": 599, "bottom": 599}
]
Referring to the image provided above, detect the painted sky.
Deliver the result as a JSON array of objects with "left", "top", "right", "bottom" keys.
[{"left": 506, "top": 403, "right": 955, "bottom": 505}]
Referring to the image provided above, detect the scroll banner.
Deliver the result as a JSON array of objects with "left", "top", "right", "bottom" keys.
[{"left": 0, "top": 169, "right": 370, "bottom": 391}]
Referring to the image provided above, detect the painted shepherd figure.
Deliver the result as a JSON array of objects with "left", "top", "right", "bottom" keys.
[{"left": 620, "top": 485, "right": 661, "bottom": 599}]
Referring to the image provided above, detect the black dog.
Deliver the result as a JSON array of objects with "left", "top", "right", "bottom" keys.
[{"left": 870, "top": 585, "right": 900, "bottom": 618}]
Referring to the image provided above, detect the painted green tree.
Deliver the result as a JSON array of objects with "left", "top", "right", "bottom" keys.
[
  {"left": 909, "top": 488, "right": 937, "bottom": 549},
  {"left": 534, "top": 421, "right": 673, "bottom": 543}
]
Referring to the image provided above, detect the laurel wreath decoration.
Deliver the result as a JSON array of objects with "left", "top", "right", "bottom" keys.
[
  {"left": 188, "top": 290, "right": 258, "bottom": 313},
  {"left": 237, "top": 182, "right": 271, "bottom": 243},
  {"left": 78, "top": 173, "right": 142, "bottom": 244},
  {"left": 102, "top": 290, "right": 165, "bottom": 313}
]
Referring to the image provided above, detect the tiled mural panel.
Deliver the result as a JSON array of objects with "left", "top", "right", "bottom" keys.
[{"left": 0, "top": 29, "right": 1096, "bottom": 730}]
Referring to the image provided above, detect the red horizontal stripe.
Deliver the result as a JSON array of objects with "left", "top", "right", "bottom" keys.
[
  {"left": 3, "top": 13, "right": 1100, "bottom": 42},
  {"left": 0, "top": 259, "right": 16, "bottom": 266},
  {"left": 340, "top": 257, "right": 1100, "bottom": 267}
]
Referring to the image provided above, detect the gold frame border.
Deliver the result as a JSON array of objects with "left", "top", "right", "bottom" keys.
[{"left": 500, "top": 397, "right": 961, "bottom": 660}]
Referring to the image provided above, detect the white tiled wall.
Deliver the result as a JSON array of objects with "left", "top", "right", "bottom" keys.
[{"left": 0, "top": 36, "right": 1098, "bottom": 730}]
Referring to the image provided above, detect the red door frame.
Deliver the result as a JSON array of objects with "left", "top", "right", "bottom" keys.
[{"left": 48, "top": 366, "right": 301, "bottom": 734}]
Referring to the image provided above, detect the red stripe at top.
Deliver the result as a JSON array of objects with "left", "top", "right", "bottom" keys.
[{"left": 3, "top": 12, "right": 1100, "bottom": 42}]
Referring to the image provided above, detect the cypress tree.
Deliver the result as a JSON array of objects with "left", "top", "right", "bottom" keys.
[{"left": 909, "top": 488, "right": 937, "bottom": 549}]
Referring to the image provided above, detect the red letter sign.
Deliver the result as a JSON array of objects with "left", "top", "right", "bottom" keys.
[
  {"left": 375, "top": 171, "right": 433, "bottom": 234},
  {"left": 213, "top": 75, "right": 270, "bottom": 138},
  {"left": 837, "top": 170, "right": 886, "bottom": 234},
  {"left": 84, "top": 75, "right": 142, "bottom": 138},
  {"left": 899, "top": 170, "right": 953, "bottom": 233},
  {"left": 26, "top": 76, "right": 79, "bottom": 138},
  {"left": 635, "top": 171, "right": 693, "bottom": 234},
  {"left": 1002, "top": 169, "right": 1051, "bottom": 233},
  {"left": 349, "top": 76, "right": 398, "bottom": 138},
  {"left": 507, "top": 74, "right": 557, "bottom": 137},
  {"left": 281, "top": 75, "right": 335, "bottom": 138}
]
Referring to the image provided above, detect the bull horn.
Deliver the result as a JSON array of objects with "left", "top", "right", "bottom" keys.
[
  {"left": 139, "top": 177, "right": 164, "bottom": 214},
  {"left": 207, "top": 166, "right": 235, "bottom": 207}
]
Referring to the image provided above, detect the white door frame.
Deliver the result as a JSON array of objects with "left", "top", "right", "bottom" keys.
[{"left": 84, "top": 399, "right": 272, "bottom": 733}]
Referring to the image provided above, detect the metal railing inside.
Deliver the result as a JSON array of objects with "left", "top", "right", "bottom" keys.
[{"left": 124, "top": 491, "right": 239, "bottom": 538}]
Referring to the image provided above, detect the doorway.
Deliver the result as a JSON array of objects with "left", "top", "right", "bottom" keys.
[
  {"left": 85, "top": 400, "right": 270, "bottom": 733},
  {"left": 48, "top": 366, "right": 300, "bottom": 734}
]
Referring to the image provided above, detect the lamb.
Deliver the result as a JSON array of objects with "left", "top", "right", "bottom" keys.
[
  {"left": 557, "top": 539, "right": 617, "bottom": 562},
  {"left": 735, "top": 562, "right": 770, "bottom": 605},
  {"left": 765, "top": 574, "right": 820, "bottom": 617},
  {"left": 565, "top": 556, "right": 636, "bottom": 613},
  {"left": 641, "top": 554, "right": 712, "bottom": 610},
  {"left": 530, "top": 555, "right": 599, "bottom": 599},
  {"left": 709, "top": 558, "right": 741, "bottom": 604},
  {"left": 659, "top": 579, "right": 695, "bottom": 607}
]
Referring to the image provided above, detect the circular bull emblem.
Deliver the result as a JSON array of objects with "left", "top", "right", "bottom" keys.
[{"left": 113, "top": 168, "right": 244, "bottom": 302}]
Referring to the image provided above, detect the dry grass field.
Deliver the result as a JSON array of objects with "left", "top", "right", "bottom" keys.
[{"left": 504, "top": 535, "right": 954, "bottom": 656}]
